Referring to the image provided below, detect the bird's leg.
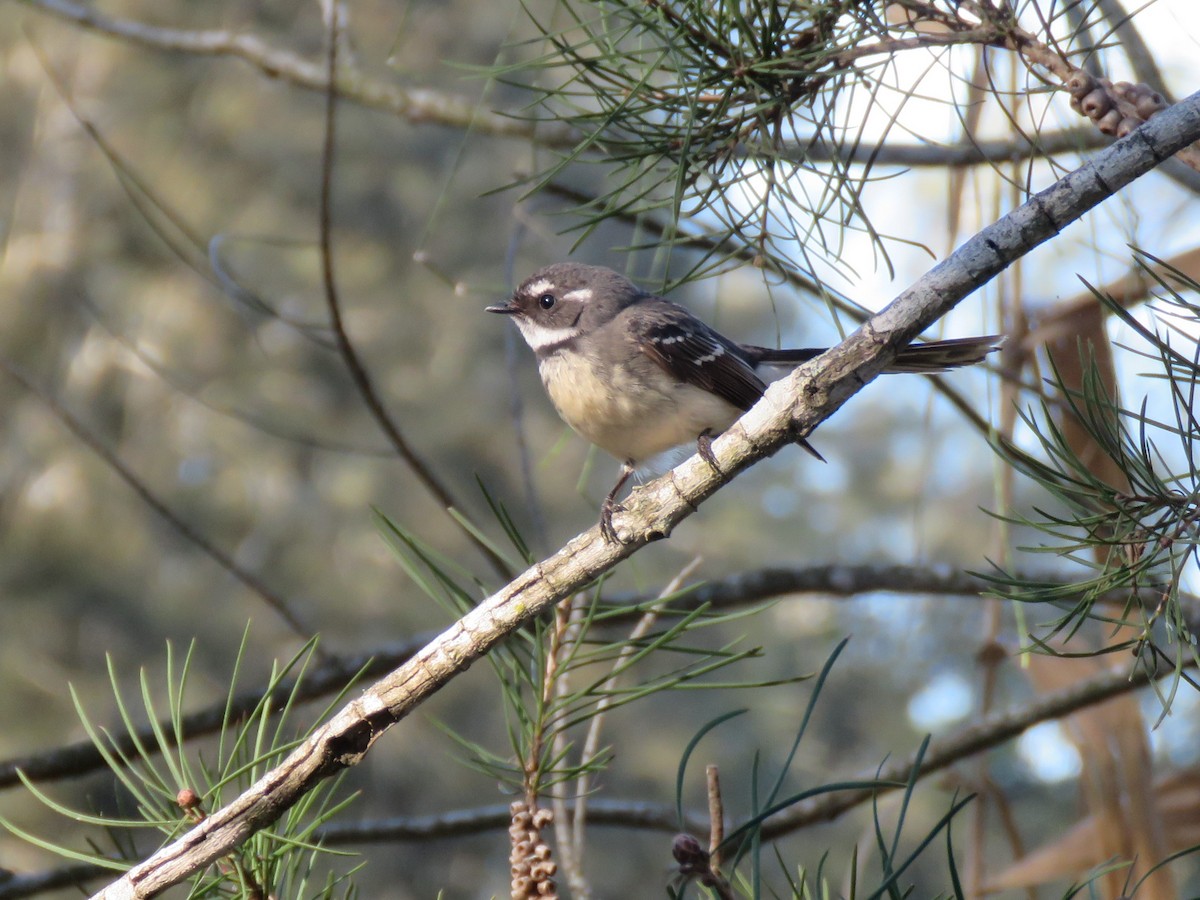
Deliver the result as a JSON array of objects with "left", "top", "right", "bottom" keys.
[
  {"left": 696, "top": 429, "right": 724, "bottom": 478},
  {"left": 600, "top": 461, "right": 636, "bottom": 543}
]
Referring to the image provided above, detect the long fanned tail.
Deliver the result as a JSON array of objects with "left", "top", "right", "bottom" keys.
[
  {"left": 750, "top": 335, "right": 1004, "bottom": 374},
  {"left": 882, "top": 334, "right": 1005, "bottom": 373}
]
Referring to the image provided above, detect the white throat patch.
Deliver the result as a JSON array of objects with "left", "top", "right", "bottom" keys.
[{"left": 515, "top": 318, "right": 581, "bottom": 352}]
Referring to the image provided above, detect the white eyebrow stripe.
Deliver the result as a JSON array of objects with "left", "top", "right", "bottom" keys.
[
  {"left": 524, "top": 279, "right": 554, "bottom": 297},
  {"left": 515, "top": 319, "right": 581, "bottom": 351},
  {"left": 563, "top": 288, "right": 593, "bottom": 303}
]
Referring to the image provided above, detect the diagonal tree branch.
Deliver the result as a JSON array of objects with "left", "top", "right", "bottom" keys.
[
  {"left": 759, "top": 654, "right": 1197, "bottom": 840},
  {"left": 14, "top": 0, "right": 559, "bottom": 141},
  {"left": 79, "top": 92, "right": 1200, "bottom": 900}
]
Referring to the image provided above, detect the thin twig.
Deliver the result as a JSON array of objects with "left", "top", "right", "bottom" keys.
[
  {"left": 1094, "top": 0, "right": 1172, "bottom": 102},
  {"left": 572, "top": 558, "right": 701, "bottom": 859},
  {"left": 500, "top": 223, "right": 550, "bottom": 551},
  {"left": 549, "top": 595, "right": 588, "bottom": 898},
  {"left": 313, "top": 8, "right": 512, "bottom": 580},
  {"left": 760, "top": 655, "right": 1197, "bottom": 840},
  {"left": 0, "top": 636, "right": 430, "bottom": 789},
  {"left": 833, "top": 28, "right": 1007, "bottom": 67},
  {"left": 0, "top": 359, "right": 315, "bottom": 642},
  {"left": 706, "top": 764, "right": 724, "bottom": 867}
]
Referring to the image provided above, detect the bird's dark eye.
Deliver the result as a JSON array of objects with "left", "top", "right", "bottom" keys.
[{"left": 538, "top": 293, "right": 556, "bottom": 310}]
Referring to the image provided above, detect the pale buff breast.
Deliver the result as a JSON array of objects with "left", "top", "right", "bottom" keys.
[{"left": 538, "top": 352, "right": 743, "bottom": 462}]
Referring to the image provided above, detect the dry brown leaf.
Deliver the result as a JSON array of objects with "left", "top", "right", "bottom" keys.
[
  {"left": 981, "top": 768, "right": 1200, "bottom": 894},
  {"left": 1004, "top": 247, "right": 1200, "bottom": 898}
]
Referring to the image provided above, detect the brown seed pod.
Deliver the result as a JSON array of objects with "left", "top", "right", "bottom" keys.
[
  {"left": 673, "top": 833, "right": 706, "bottom": 864},
  {"left": 1116, "top": 116, "right": 1143, "bottom": 138},
  {"left": 1136, "top": 92, "right": 1166, "bottom": 118},
  {"left": 1065, "top": 70, "right": 1095, "bottom": 99},
  {"left": 176, "top": 788, "right": 201, "bottom": 810},
  {"left": 1081, "top": 88, "right": 1113, "bottom": 119},
  {"left": 1097, "top": 108, "right": 1123, "bottom": 135}
]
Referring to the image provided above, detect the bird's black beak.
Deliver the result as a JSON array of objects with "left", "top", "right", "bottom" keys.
[{"left": 486, "top": 301, "right": 519, "bottom": 315}]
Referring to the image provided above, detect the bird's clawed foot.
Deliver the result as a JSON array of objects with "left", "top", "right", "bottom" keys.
[
  {"left": 599, "top": 496, "right": 625, "bottom": 543},
  {"left": 697, "top": 429, "right": 724, "bottom": 478},
  {"left": 599, "top": 461, "right": 636, "bottom": 544}
]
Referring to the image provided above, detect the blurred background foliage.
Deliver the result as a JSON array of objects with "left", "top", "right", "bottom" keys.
[{"left": 0, "top": 0, "right": 1198, "bottom": 897}]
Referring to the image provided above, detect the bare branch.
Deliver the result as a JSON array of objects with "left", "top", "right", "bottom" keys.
[
  {"left": 833, "top": 27, "right": 1007, "bottom": 67},
  {"left": 760, "top": 654, "right": 1196, "bottom": 839},
  {"left": 781, "top": 129, "right": 1109, "bottom": 166},
  {"left": 604, "top": 564, "right": 1009, "bottom": 611},
  {"left": 0, "top": 862, "right": 112, "bottom": 900},
  {"left": 317, "top": 797, "right": 703, "bottom": 842},
  {"left": 15, "top": 0, "right": 556, "bottom": 141},
  {"left": 0, "top": 800, "right": 704, "bottom": 899},
  {"left": 5, "top": 562, "right": 1154, "bottom": 792},
  {"left": 598, "top": 563, "right": 1187, "bottom": 624},
  {"left": 21, "top": 0, "right": 1200, "bottom": 192}
]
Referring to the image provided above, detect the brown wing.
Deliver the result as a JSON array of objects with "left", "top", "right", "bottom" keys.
[{"left": 629, "top": 302, "right": 766, "bottom": 411}]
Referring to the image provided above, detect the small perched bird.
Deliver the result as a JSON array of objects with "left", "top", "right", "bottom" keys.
[{"left": 489, "top": 262, "right": 1002, "bottom": 541}]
